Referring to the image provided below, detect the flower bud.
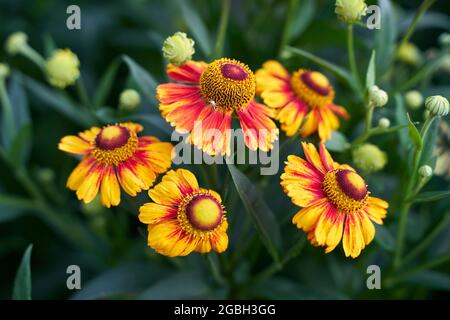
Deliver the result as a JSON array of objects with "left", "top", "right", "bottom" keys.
[
  {"left": 0, "top": 63, "right": 10, "bottom": 80},
  {"left": 5, "top": 32, "right": 28, "bottom": 55},
  {"left": 369, "top": 85, "right": 389, "bottom": 107},
  {"left": 425, "top": 95, "right": 449, "bottom": 117},
  {"left": 405, "top": 90, "right": 423, "bottom": 110},
  {"left": 335, "top": 0, "right": 367, "bottom": 24},
  {"left": 418, "top": 165, "right": 433, "bottom": 178},
  {"left": 397, "top": 42, "right": 421, "bottom": 65},
  {"left": 352, "top": 143, "right": 387, "bottom": 173},
  {"left": 439, "top": 33, "right": 450, "bottom": 47},
  {"left": 162, "top": 32, "right": 195, "bottom": 66},
  {"left": 45, "top": 49, "right": 80, "bottom": 88},
  {"left": 119, "top": 89, "right": 141, "bottom": 112},
  {"left": 378, "top": 117, "right": 390, "bottom": 129}
]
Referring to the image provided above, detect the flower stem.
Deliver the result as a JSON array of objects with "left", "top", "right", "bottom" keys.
[
  {"left": 205, "top": 253, "right": 227, "bottom": 286},
  {"left": 76, "top": 77, "right": 91, "bottom": 109},
  {"left": 347, "top": 25, "right": 361, "bottom": 89},
  {"left": 0, "top": 78, "right": 17, "bottom": 146},
  {"left": 396, "top": 0, "right": 437, "bottom": 56},
  {"left": 211, "top": 0, "right": 231, "bottom": 60},
  {"left": 350, "top": 103, "right": 374, "bottom": 148},
  {"left": 21, "top": 46, "right": 46, "bottom": 72},
  {"left": 278, "top": 0, "right": 299, "bottom": 58}
]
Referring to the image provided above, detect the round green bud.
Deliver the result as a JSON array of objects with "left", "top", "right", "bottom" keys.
[
  {"left": 425, "top": 95, "right": 449, "bottom": 117},
  {"left": 405, "top": 90, "right": 423, "bottom": 110},
  {"left": 369, "top": 85, "right": 389, "bottom": 107},
  {"left": 352, "top": 143, "right": 387, "bottom": 173},
  {"left": 397, "top": 42, "right": 422, "bottom": 65},
  {"left": 335, "top": 0, "right": 367, "bottom": 24},
  {"left": 0, "top": 63, "right": 10, "bottom": 80},
  {"left": 5, "top": 32, "right": 28, "bottom": 55},
  {"left": 418, "top": 165, "right": 433, "bottom": 178},
  {"left": 46, "top": 49, "right": 80, "bottom": 88},
  {"left": 378, "top": 118, "right": 390, "bottom": 129},
  {"left": 162, "top": 32, "right": 195, "bottom": 66},
  {"left": 439, "top": 33, "right": 450, "bottom": 47},
  {"left": 119, "top": 89, "right": 141, "bottom": 111}
]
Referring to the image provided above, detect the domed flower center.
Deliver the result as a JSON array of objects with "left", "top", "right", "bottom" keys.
[
  {"left": 186, "top": 194, "right": 223, "bottom": 231},
  {"left": 322, "top": 169, "right": 368, "bottom": 212},
  {"left": 290, "top": 69, "right": 335, "bottom": 108},
  {"left": 200, "top": 58, "right": 256, "bottom": 111},
  {"left": 93, "top": 125, "right": 138, "bottom": 165}
]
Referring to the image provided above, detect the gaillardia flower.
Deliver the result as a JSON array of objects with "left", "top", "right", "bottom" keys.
[
  {"left": 157, "top": 58, "right": 278, "bottom": 155},
  {"left": 256, "top": 61, "right": 348, "bottom": 140},
  {"left": 58, "top": 122, "right": 173, "bottom": 207},
  {"left": 281, "top": 142, "right": 388, "bottom": 258},
  {"left": 139, "top": 169, "right": 228, "bottom": 257}
]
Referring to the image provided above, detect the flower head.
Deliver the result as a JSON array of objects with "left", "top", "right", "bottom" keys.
[
  {"left": 139, "top": 169, "right": 228, "bottom": 257},
  {"left": 0, "top": 63, "right": 10, "bottom": 80},
  {"left": 335, "top": 0, "right": 367, "bottom": 24},
  {"left": 281, "top": 142, "right": 388, "bottom": 258},
  {"left": 255, "top": 61, "right": 349, "bottom": 140},
  {"left": 46, "top": 49, "right": 80, "bottom": 88},
  {"left": 58, "top": 122, "right": 173, "bottom": 207},
  {"left": 5, "top": 32, "right": 28, "bottom": 55},
  {"left": 378, "top": 118, "right": 390, "bottom": 128},
  {"left": 119, "top": 89, "right": 141, "bottom": 111},
  {"left": 156, "top": 58, "right": 278, "bottom": 155},
  {"left": 368, "top": 85, "right": 388, "bottom": 107},
  {"left": 405, "top": 90, "right": 423, "bottom": 110},
  {"left": 162, "top": 32, "right": 195, "bottom": 66},
  {"left": 397, "top": 42, "right": 422, "bottom": 65},
  {"left": 418, "top": 165, "right": 433, "bottom": 178},
  {"left": 352, "top": 143, "right": 387, "bottom": 172},
  {"left": 425, "top": 95, "right": 449, "bottom": 117}
]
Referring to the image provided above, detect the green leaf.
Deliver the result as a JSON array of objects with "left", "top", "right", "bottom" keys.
[
  {"left": 138, "top": 270, "right": 210, "bottom": 299},
  {"left": 288, "top": 0, "right": 315, "bottom": 41},
  {"left": 394, "top": 94, "right": 409, "bottom": 151},
  {"left": 374, "top": 0, "right": 396, "bottom": 77},
  {"left": 8, "top": 124, "right": 32, "bottom": 169},
  {"left": 95, "top": 107, "right": 118, "bottom": 124},
  {"left": 9, "top": 73, "right": 30, "bottom": 128},
  {"left": 93, "top": 58, "right": 121, "bottom": 108},
  {"left": 406, "top": 113, "right": 423, "bottom": 151},
  {"left": 0, "top": 202, "right": 25, "bottom": 223},
  {"left": 72, "top": 262, "right": 169, "bottom": 300},
  {"left": 406, "top": 271, "right": 450, "bottom": 292},
  {"left": 412, "top": 191, "right": 450, "bottom": 203},
  {"left": 251, "top": 277, "right": 316, "bottom": 299},
  {"left": 12, "top": 244, "right": 33, "bottom": 300},
  {"left": 374, "top": 225, "right": 395, "bottom": 252},
  {"left": 227, "top": 164, "right": 281, "bottom": 262},
  {"left": 122, "top": 55, "right": 158, "bottom": 104},
  {"left": 21, "top": 75, "right": 95, "bottom": 127},
  {"left": 42, "top": 33, "right": 57, "bottom": 58},
  {"left": 365, "top": 50, "right": 376, "bottom": 89},
  {"left": 177, "top": 0, "right": 212, "bottom": 57},
  {"left": 419, "top": 116, "right": 439, "bottom": 168},
  {"left": 325, "top": 131, "right": 349, "bottom": 152}
]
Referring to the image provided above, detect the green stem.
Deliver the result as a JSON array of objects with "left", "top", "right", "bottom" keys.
[
  {"left": 0, "top": 78, "right": 16, "bottom": 146},
  {"left": 278, "top": 0, "right": 299, "bottom": 58},
  {"left": 20, "top": 46, "right": 46, "bottom": 72},
  {"left": 76, "top": 78, "right": 91, "bottom": 108},
  {"left": 396, "top": 0, "right": 437, "bottom": 55},
  {"left": 347, "top": 25, "right": 361, "bottom": 88},
  {"left": 403, "top": 214, "right": 450, "bottom": 266},
  {"left": 211, "top": 0, "right": 231, "bottom": 60},
  {"left": 350, "top": 105, "right": 374, "bottom": 148},
  {"left": 205, "top": 253, "right": 227, "bottom": 286}
]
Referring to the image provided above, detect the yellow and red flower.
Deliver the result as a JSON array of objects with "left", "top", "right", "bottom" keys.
[
  {"left": 281, "top": 142, "right": 388, "bottom": 258},
  {"left": 58, "top": 122, "right": 172, "bottom": 208},
  {"left": 157, "top": 58, "right": 279, "bottom": 155},
  {"left": 256, "top": 61, "right": 349, "bottom": 141},
  {"left": 139, "top": 169, "right": 228, "bottom": 257}
]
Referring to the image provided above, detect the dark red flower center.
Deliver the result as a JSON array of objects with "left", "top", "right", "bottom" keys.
[{"left": 220, "top": 63, "right": 248, "bottom": 80}]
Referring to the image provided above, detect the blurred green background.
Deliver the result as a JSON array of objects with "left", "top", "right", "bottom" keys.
[{"left": 0, "top": 0, "right": 449, "bottom": 299}]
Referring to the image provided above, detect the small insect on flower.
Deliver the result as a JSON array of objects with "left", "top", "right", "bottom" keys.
[
  {"left": 255, "top": 61, "right": 349, "bottom": 140},
  {"left": 139, "top": 169, "right": 228, "bottom": 257},
  {"left": 157, "top": 58, "right": 279, "bottom": 155},
  {"left": 281, "top": 142, "right": 388, "bottom": 258},
  {"left": 58, "top": 122, "right": 173, "bottom": 207},
  {"left": 46, "top": 49, "right": 80, "bottom": 88}
]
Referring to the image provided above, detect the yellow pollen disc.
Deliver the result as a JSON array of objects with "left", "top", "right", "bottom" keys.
[
  {"left": 200, "top": 58, "right": 256, "bottom": 111},
  {"left": 290, "top": 69, "right": 335, "bottom": 109},
  {"left": 310, "top": 71, "right": 330, "bottom": 88},
  {"left": 178, "top": 192, "right": 225, "bottom": 235},
  {"left": 92, "top": 125, "right": 138, "bottom": 165},
  {"left": 322, "top": 169, "right": 369, "bottom": 213}
]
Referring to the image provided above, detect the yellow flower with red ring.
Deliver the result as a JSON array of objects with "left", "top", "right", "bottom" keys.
[
  {"left": 58, "top": 122, "right": 173, "bottom": 208},
  {"left": 256, "top": 60, "right": 349, "bottom": 141},
  {"left": 281, "top": 142, "right": 388, "bottom": 258},
  {"left": 139, "top": 169, "right": 228, "bottom": 257},
  {"left": 156, "top": 58, "right": 279, "bottom": 156}
]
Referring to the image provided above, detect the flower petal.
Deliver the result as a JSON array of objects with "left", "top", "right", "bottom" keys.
[
  {"left": 301, "top": 142, "right": 327, "bottom": 174},
  {"left": 292, "top": 198, "right": 329, "bottom": 232},
  {"left": 58, "top": 135, "right": 92, "bottom": 155},
  {"left": 100, "top": 165, "right": 121, "bottom": 208},
  {"left": 167, "top": 61, "right": 207, "bottom": 83},
  {"left": 147, "top": 221, "right": 198, "bottom": 257},
  {"left": 342, "top": 212, "right": 365, "bottom": 258},
  {"left": 139, "top": 203, "right": 177, "bottom": 224},
  {"left": 148, "top": 180, "right": 183, "bottom": 206}
]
